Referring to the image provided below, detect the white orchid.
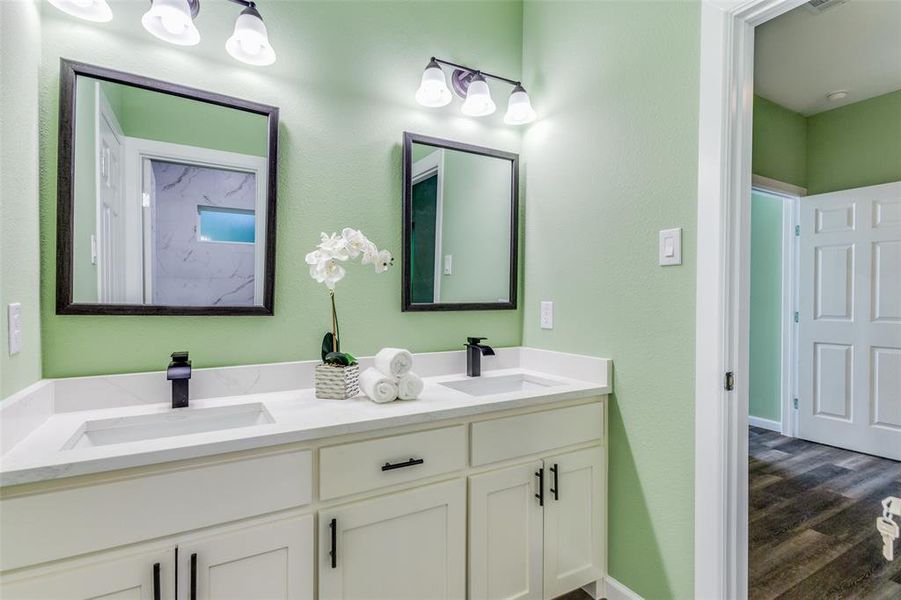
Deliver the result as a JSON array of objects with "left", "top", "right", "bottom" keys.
[{"left": 307, "top": 229, "right": 394, "bottom": 360}]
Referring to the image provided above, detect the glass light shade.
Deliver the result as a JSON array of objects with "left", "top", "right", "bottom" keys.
[
  {"left": 226, "top": 7, "right": 277, "bottom": 66},
  {"left": 415, "top": 61, "right": 452, "bottom": 107},
  {"left": 141, "top": 0, "right": 200, "bottom": 46},
  {"left": 48, "top": 0, "right": 112, "bottom": 22},
  {"left": 504, "top": 85, "right": 537, "bottom": 125},
  {"left": 460, "top": 73, "right": 496, "bottom": 117}
]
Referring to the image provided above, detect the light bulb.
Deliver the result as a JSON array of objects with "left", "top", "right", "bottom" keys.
[
  {"left": 503, "top": 84, "right": 537, "bottom": 125},
  {"left": 141, "top": 0, "right": 200, "bottom": 46},
  {"left": 48, "top": 0, "right": 112, "bottom": 22},
  {"left": 460, "top": 73, "right": 496, "bottom": 117},
  {"left": 226, "top": 6, "right": 277, "bottom": 66},
  {"left": 415, "top": 59, "right": 452, "bottom": 108}
]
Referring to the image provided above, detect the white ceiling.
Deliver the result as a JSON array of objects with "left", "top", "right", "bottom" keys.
[{"left": 754, "top": 0, "right": 901, "bottom": 116}]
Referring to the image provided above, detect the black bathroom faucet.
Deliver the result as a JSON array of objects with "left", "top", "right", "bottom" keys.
[
  {"left": 167, "top": 351, "right": 192, "bottom": 408},
  {"left": 465, "top": 337, "right": 495, "bottom": 377}
]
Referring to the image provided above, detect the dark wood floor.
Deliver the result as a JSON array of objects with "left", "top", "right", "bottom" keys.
[{"left": 750, "top": 426, "right": 901, "bottom": 599}]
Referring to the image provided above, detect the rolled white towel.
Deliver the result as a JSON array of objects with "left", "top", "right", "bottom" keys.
[
  {"left": 360, "top": 367, "right": 398, "bottom": 403},
  {"left": 396, "top": 372, "right": 423, "bottom": 400},
  {"left": 374, "top": 347, "right": 414, "bottom": 377}
]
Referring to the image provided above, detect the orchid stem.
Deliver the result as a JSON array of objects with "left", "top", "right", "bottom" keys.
[{"left": 330, "top": 290, "right": 339, "bottom": 352}]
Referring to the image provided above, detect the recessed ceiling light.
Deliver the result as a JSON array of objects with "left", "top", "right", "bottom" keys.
[{"left": 826, "top": 90, "right": 849, "bottom": 102}]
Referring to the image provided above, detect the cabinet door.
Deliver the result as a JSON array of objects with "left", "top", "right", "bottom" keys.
[
  {"left": 542, "top": 446, "right": 605, "bottom": 599},
  {"left": 319, "top": 479, "right": 465, "bottom": 600},
  {"left": 469, "top": 461, "right": 544, "bottom": 600},
  {"left": 177, "top": 513, "right": 313, "bottom": 600},
  {"left": 1, "top": 545, "right": 174, "bottom": 600}
]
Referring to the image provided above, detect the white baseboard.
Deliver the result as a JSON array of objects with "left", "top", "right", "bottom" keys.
[
  {"left": 749, "top": 415, "right": 781, "bottom": 432},
  {"left": 600, "top": 576, "right": 643, "bottom": 600}
]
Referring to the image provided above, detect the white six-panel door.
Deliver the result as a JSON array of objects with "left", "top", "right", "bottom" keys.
[
  {"left": 469, "top": 460, "right": 544, "bottom": 600},
  {"left": 799, "top": 181, "right": 901, "bottom": 460}
]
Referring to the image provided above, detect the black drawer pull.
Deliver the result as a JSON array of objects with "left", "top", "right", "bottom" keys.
[
  {"left": 550, "top": 463, "right": 559, "bottom": 501},
  {"left": 535, "top": 467, "right": 544, "bottom": 506},
  {"left": 382, "top": 458, "right": 424, "bottom": 471},
  {"left": 190, "top": 553, "right": 197, "bottom": 600},
  {"left": 329, "top": 518, "right": 337, "bottom": 568},
  {"left": 152, "top": 562, "right": 161, "bottom": 600}
]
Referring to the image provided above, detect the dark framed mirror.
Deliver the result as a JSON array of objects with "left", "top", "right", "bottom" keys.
[
  {"left": 56, "top": 59, "right": 279, "bottom": 316},
  {"left": 402, "top": 132, "right": 519, "bottom": 312}
]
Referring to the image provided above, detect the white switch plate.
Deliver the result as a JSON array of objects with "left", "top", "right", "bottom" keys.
[
  {"left": 7, "top": 303, "right": 22, "bottom": 356},
  {"left": 443, "top": 255, "right": 453, "bottom": 275},
  {"left": 659, "top": 228, "right": 682, "bottom": 266},
  {"left": 540, "top": 301, "right": 554, "bottom": 329}
]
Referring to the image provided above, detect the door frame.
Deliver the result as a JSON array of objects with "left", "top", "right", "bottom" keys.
[{"left": 694, "top": 1, "right": 807, "bottom": 598}]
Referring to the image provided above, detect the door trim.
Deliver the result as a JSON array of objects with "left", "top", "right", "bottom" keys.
[{"left": 694, "top": 1, "right": 808, "bottom": 598}]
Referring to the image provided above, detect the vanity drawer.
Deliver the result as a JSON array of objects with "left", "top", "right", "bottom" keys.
[
  {"left": 319, "top": 426, "right": 466, "bottom": 500},
  {"left": 0, "top": 448, "right": 312, "bottom": 571},
  {"left": 471, "top": 402, "right": 604, "bottom": 466}
]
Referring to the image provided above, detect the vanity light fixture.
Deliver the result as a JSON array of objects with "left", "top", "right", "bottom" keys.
[
  {"left": 47, "top": 0, "right": 113, "bottom": 23},
  {"left": 141, "top": 0, "right": 201, "bottom": 46},
  {"left": 225, "top": 2, "right": 277, "bottom": 66},
  {"left": 416, "top": 57, "right": 536, "bottom": 125}
]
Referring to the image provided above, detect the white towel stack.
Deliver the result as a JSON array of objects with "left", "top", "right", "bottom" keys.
[{"left": 361, "top": 348, "right": 423, "bottom": 403}]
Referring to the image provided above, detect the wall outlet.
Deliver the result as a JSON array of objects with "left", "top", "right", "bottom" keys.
[
  {"left": 7, "top": 303, "right": 22, "bottom": 356},
  {"left": 659, "top": 227, "right": 682, "bottom": 266},
  {"left": 540, "top": 301, "right": 554, "bottom": 329}
]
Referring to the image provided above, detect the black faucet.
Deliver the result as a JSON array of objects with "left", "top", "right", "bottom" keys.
[
  {"left": 465, "top": 337, "right": 495, "bottom": 377},
  {"left": 167, "top": 351, "right": 191, "bottom": 408}
]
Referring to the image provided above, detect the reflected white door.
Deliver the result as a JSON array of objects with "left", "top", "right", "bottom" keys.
[
  {"left": 798, "top": 181, "right": 901, "bottom": 459},
  {"left": 96, "top": 84, "right": 126, "bottom": 303}
]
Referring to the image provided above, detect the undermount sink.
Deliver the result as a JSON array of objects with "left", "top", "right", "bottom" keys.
[
  {"left": 440, "top": 373, "right": 564, "bottom": 397},
  {"left": 62, "top": 403, "right": 274, "bottom": 450}
]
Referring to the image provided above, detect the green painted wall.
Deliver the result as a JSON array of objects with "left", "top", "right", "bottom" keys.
[
  {"left": 440, "top": 149, "right": 512, "bottom": 303},
  {"left": 521, "top": 2, "right": 699, "bottom": 598},
  {"left": 749, "top": 191, "right": 783, "bottom": 423},
  {"left": 1, "top": 0, "right": 43, "bottom": 398},
  {"left": 72, "top": 79, "right": 100, "bottom": 303},
  {"left": 39, "top": 0, "right": 524, "bottom": 378},
  {"left": 752, "top": 95, "right": 807, "bottom": 188},
  {"left": 807, "top": 89, "right": 901, "bottom": 195}
]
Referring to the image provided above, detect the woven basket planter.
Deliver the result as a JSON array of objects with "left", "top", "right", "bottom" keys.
[{"left": 314, "top": 363, "right": 360, "bottom": 400}]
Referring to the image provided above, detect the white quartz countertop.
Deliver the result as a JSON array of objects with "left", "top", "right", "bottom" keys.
[{"left": 0, "top": 348, "right": 610, "bottom": 487}]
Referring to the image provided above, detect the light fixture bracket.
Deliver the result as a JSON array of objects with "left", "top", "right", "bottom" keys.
[{"left": 451, "top": 69, "right": 475, "bottom": 99}]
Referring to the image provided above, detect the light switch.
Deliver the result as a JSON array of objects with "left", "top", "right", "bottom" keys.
[
  {"left": 659, "top": 228, "right": 682, "bottom": 266},
  {"left": 7, "top": 303, "right": 22, "bottom": 356},
  {"left": 540, "top": 301, "right": 554, "bottom": 329},
  {"left": 443, "top": 255, "right": 453, "bottom": 275}
]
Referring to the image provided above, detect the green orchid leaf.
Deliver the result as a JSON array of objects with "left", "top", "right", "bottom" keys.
[{"left": 324, "top": 351, "right": 351, "bottom": 366}]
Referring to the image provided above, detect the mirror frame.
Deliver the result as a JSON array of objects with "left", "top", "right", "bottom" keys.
[
  {"left": 55, "top": 59, "right": 280, "bottom": 316},
  {"left": 401, "top": 132, "right": 519, "bottom": 312}
]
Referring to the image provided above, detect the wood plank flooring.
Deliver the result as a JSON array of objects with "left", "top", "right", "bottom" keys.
[{"left": 750, "top": 426, "right": 901, "bottom": 600}]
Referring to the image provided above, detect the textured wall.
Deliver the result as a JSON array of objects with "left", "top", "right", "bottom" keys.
[
  {"left": 752, "top": 95, "right": 807, "bottom": 188},
  {"left": 807, "top": 89, "right": 901, "bottom": 195},
  {"left": 749, "top": 191, "right": 784, "bottom": 423},
  {"left": 521, "top": 2, "right": 700, "bottom": 598},
  {"left": 39, "top": 0, "right": 524, "bottom": 377},
  {"left": 0, "top": 0, "right": 43, "bottom": 398}
]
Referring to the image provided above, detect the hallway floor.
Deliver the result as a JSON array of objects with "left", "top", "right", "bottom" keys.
[{"left": 749, "top": 426, "right": 901, "bottom": 599}]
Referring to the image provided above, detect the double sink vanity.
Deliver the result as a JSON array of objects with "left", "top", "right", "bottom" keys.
[{"left": 1, "top": 347, "right": 610, "bottom": 600}]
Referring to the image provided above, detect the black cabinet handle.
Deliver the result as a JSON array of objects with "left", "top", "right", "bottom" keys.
[
  {"left": 382, "top": 458, "right": 424, "bottom": 471},
  {"left": 550, "top": 463, "right": 559, "bottom": 501},
  {"left": 152, "top": 562, "right": 161, "bottom": 600},
  {"left": 329, "top": 518, "right": 337, "bottom": 568},
  {"left": 190, "top": 553, "right": 197, "bottom": 600},
  {"left": 535, "top": 467, "right": 544, "bottom": 506}
]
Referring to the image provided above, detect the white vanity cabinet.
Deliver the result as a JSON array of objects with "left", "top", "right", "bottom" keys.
[
  {"left": 468, "top": 447, "right": 605, "bottom": 600},
  {"left": 318, "top": 479, "right": 466, "bottom": 600}
]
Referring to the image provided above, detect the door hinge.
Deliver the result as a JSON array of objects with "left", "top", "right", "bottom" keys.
[
  {"left": 724, "top": 371, "right": 735, "bottom": 391},
  {"left": 794, "top": 311, "right": 799, "bottom": 323},
  {"left": 793, "top": 397, "right": 799, "bottom": 410},
  {"left": 795, "top": 225, "right": 800, "bottom": 237}
]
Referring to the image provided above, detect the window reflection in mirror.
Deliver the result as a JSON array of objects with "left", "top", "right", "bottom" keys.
[{"left": 403, "top": 134, "right": 518, "bottom": 311}]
